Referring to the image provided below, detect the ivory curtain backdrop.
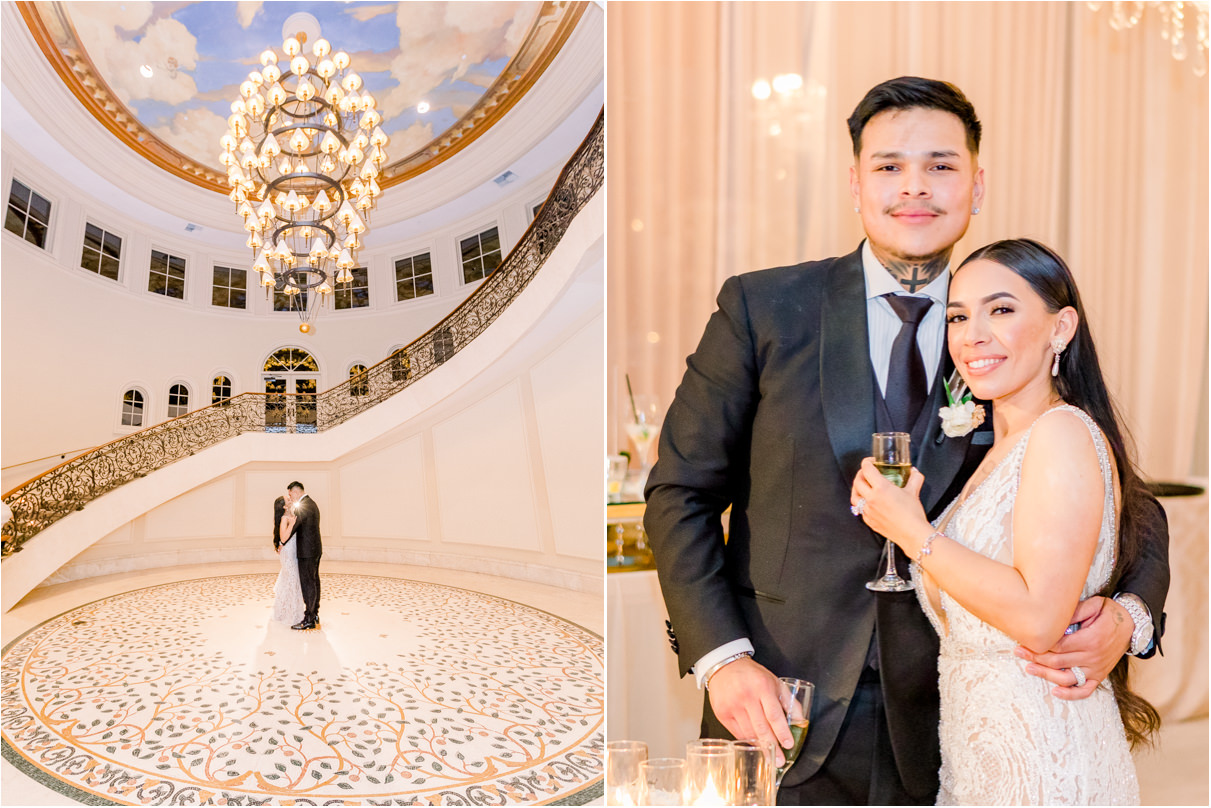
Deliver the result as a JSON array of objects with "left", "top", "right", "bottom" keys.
[{"left": 606, "top": 1, "right": 1208, "bottom": 483}]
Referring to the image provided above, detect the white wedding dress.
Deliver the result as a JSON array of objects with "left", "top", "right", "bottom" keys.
[
  {"left": 913, "top": 405, "right": 1139, "bottom": 805},
  {"left": 272, "top": 531, "right": 305, "bottom": 625}
]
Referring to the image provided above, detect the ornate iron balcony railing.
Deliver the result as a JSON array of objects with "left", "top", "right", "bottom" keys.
[{"left": 1, "top": 110, "right": 604, "bottom": 557}]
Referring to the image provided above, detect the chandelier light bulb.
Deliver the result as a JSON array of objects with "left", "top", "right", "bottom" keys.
[
  {"left": 317, "top": 59, "right": 336, "bottom": 79},
  {"left": 323, "top": 85, "right": 343, "bottom": 106},
  {"left": 370, "top": 126, "right": 389, "bottom": 146},
  {"left": 320, "top": 154, "right": 337, "bottom": 173},
  {"left": 248, "top": 95, "right": 265, "bottom": 117},
  {"left": 240, "top": 80, "right": 256, "bottom": 99},
  {"left": 247, "top": 231, "right": 263, "bottom": 249},
  {"left": 267, "top": 81, "right": 288, "bottom": 106},
  {"left": 248, "top": 70, "right": 264, "bottom": 86},
  {"left": 341, "top": 72, "right": 362, "bottom": 92},
  {"left": 313, "top": 38, "right": 331, "bottom": 58},
  {"left": 219, "top": 150, "right": 236, "bottom": 167},
  {"left": 260, "top": 49, "right": 277, "bottom": 66},
  {"left": 333, "top": 51, "right": 350, "bottom": 70},
  {"left": 283, "top": 37, "right": 301, "bottom": 56},
  {"left": 262, "top": 64, "right": 281, "bottom": 83},
  {"left": 312, "top": 189, "right": 332, "bottom": 212},
  {"left": 262, "top": 132, "right": 281, "bottom": 157},
  {"left": 291, "top": 55, "right": 310, "bottom": 77},
  {"left": 289, "top": 128, "right": 310, "bottom": 152}
]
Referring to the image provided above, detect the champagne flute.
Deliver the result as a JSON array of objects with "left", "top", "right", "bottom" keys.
[
  {"left": 774, "top": 678, "right": 814, "bottom": 789},
  {"left": 865, "top": 431, "right": 914, "bottom": 592}
]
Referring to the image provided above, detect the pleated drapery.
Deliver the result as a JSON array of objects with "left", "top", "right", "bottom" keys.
[{"left": 607, "top": 1, "right": 1208, "bottom": 482}]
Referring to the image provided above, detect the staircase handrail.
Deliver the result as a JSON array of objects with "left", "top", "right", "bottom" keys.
[{"left": 1, "top": 109, "right": 604, "bottom": 557}]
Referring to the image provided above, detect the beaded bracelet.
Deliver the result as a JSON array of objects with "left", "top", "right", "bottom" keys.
[{"left": 917, "top": 530, "right": 945, "bottom": 564}]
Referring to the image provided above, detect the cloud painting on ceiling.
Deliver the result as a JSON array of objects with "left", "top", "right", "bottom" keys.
[{"left": 52, "top": 1, "right": 562, "bottom": 185}]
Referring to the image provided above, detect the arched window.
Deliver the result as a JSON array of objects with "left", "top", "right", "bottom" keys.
[
  {"left": 121, "top": 389, "right": 145, "bottom": 427},
  {"left": 389, "top": 347, "right": 411, "bottom": 382},
  {"left": 213, "top": 375, "right": 233, "bottom": 405},
  {"left": 349, "top": 364, "right": 369, "bottom": 396},
  {"left": 264, "top": 347, "right": 320, "bottom": 373},
  {"left": 168, "top": 384, "right": 190, "bottom": 418}
]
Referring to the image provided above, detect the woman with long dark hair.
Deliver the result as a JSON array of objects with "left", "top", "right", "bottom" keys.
[
  {"left": 271, "top": 491, "right": 305, "bottom": 625},
  {"left": 851, "top": 238, "right": 1158, "bottom": 804}
]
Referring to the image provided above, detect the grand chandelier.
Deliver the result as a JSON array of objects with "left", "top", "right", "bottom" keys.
[{"left": 221, "top": 34, "right": 389, "bottom": 333}]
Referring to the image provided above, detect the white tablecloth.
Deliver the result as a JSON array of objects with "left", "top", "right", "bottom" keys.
[{"left": 606, "top": 570, "right": 704, "bottom": 757}]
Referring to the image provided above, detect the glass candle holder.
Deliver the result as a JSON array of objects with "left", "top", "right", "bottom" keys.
[
  {"left": 685, "top": 739, "right": 734, "bottom": 805},
  {"left": 605, "top": 740, "right": 648, "bottom": 806},
  {"left": 639, "top": 757, "right": 687, "bottom": 806},
  {"left": 733, "top": 738, "right": 776, "bottom": 806}
]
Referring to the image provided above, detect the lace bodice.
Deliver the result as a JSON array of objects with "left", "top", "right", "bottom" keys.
[{"left": 913, "top": 405, "right": 1139, "bottom": 805}]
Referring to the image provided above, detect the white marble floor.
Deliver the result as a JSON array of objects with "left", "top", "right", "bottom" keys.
[{"left": 2, "top": 560, "right": 604, "bottom": 806}]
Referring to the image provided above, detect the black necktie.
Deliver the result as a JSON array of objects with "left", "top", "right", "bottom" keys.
[{"left": 884, "top": 294, "right": 933, "bottom": 432}]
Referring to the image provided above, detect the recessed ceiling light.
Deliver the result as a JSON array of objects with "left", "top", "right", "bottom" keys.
[
  {"left": 417, "top": 101, "right": 430, "bottom": 114},
  {"left": 140, "top": 64, "right": 153, "bottom": 78}
]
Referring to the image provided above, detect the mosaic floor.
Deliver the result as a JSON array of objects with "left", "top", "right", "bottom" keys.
[{"left": 1, "top": 573, "right": 603, "bottom": 805}]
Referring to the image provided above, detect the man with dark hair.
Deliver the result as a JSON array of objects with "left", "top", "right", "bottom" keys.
[
  {"left": 645, "top": 76, "right": 1169, "bottom": 804},
  {"left": 286, "top": 481, "right": 323, "bottom": 630}
]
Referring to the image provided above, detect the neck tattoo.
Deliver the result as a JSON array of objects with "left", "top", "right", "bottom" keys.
[{"left": 884, "top": 255, "right": 950, "bottom": 292}]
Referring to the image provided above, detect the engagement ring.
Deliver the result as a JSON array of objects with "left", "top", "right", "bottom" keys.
[
  {"left": 851, "top": 498, "right": 866, "bottom": 516},
  {"left": 1070, "top": 666, "right": 1086, "bottom": 687}
]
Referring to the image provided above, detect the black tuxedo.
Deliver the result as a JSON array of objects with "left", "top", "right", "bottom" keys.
[
  {"left": 645, "top": 245, "right": 1169, "bottom": 802},
  {"left": 292, "top": 495, "right": 323, "bottom": 622}
]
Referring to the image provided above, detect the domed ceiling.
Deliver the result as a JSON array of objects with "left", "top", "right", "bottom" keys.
[{"left": 19, "top": 1, "right": 584, "bottom": 193}]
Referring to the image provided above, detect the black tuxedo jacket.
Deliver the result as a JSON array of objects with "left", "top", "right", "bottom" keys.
[
  {"left": 644, "top": 245, "right": 1170, "bottom": 798},
  {"left": 292, "top": 495, "right": 323, "bottom": 559}
]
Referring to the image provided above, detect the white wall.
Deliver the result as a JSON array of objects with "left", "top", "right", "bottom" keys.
[
  {"left": 5, "top": 194, "right": 605, "bottom": 608},
  {"left": 0, "top": 135, "right": 566, "bottom": 491}
]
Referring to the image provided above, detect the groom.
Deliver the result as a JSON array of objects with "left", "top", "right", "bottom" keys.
[
  {"left": 287, "top": 481, "right": 323, "bottom": 630},
  {"left": 645, "top": 76, "right": 1170, "bottom": 804}
]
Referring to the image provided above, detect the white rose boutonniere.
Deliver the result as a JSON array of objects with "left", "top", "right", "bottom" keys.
[{"left": 938, "top": 371, "right": 986, "bottom": 438}]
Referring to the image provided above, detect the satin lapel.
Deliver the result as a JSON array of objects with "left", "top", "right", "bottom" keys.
[
  {"left": 821, "top": 248, "right": 876, "bottom": 484},
  {"left": 916, "top": 353, "right": 972, "bottom": 513}
]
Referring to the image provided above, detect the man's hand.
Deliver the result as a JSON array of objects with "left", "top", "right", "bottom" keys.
[
  {"left": 706, "top": 657, "right": 794, "bottom": 766},
  {"left": 1014, "top": 595, "right": 1132, "bottom": 700}
]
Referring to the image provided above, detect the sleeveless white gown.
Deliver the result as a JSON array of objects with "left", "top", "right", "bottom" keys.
[
  {"left": 912, "top": 405, "right": 1139, "bottom": 805},
  {"left": 272, "top": 532, "right": 306, "bottom": 625}
]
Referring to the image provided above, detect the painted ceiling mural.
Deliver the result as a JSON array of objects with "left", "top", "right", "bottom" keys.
[{"left": 23, "top": 1, "right": 583, "bottom": 192}]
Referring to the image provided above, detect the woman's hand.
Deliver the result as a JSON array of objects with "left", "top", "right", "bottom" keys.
[{"left": 850, "top": 457, "right": 932, "bottom": 552}]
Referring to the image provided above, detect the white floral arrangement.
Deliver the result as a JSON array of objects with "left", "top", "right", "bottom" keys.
[{"left": 939, "top": 371, "right": 986, "bottom": 438}]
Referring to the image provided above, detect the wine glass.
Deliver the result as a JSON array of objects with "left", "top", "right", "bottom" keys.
[
  {"left": 773, "top": 678, "right": 813, "bottom": 789},
  {"left": 625, "top": 394, "right": 662, "bottom": 493},
  {"left": 865, "top": 431, "right": 915, "bottom": 592}
]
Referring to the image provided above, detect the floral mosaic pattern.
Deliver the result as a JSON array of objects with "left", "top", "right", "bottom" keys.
[{"left": 2, "top": 574, "right": 603, "bottom": 805}]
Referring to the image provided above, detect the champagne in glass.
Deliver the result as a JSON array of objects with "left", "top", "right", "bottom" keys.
[
  {"left": 774, "top": 678, "right": 814, "bottom": 789},
  {"left": 865, "top": 432, "right": 915, "bottom": 592}
]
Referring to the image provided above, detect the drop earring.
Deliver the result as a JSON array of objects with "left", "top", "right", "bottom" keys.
[{"left": 1051, "top": 338, "right": 1066, "bottom": 377}]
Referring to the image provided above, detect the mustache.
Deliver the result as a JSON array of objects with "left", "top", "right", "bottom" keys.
[{"left": 884, "top": 202, "right": 946, "bottom": 215}]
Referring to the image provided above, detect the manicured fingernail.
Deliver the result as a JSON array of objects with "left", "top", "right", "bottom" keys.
[{"left": 1012, "top": 648, "right": 1027, "bottom": 659}]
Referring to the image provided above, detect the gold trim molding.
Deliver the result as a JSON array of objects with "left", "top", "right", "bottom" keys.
[{"left": 17, "top": 1, "right": 587, "bottom": 195}]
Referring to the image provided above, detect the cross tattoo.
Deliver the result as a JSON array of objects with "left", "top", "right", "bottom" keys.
[{"left": 881, "top": 254, "right": 951, "bottom": 293}]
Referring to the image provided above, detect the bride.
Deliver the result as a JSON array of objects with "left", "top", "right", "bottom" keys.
[
  {"left": 851, "top": 239, "right": 1159, "bottom": 805},
  {"left": 272, "top": 493, "right": 305, "bottom": 625}
]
